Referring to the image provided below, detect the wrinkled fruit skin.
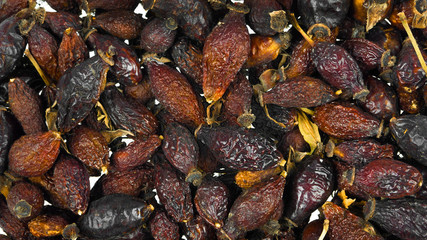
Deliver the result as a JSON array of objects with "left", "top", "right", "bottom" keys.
[
  {"left": 155, "top": 161, "right": 194, "bottom": 222},
  {"left": 7, "top": 181, "right": 44, "bottom": 222},
  {"left": 220, "top": 176, "right": 286, "bottom": 240},
  {"left": 361, "top": 76, "right": 398, "bottom": 121},
  {"left": 202, "top": 11, "right": 250, "bottom": 103},
  {"left": 322, "top": 202, "right": 383, "bottom": 240},
  {"left": 195, "top": 177, "right": 229, "bottom": 229},
  {"left": 197, "top": 125, "right": 283, "bottom": 171},
  {"left": 390, "top": 115, "right": 427, "bottom": 166},
  {"left": 8, "top": 131, "right": 61, "bottom": 177},
  {"left": 0, "top": 110, "right": 22, "bottom": 174},
  {"left": 284, "top": 156, "right": 334, "bottom": 226},
  {"left": 313, "top": 102, "right": 381, "bottom": 140},
  {"left": 56, "top": 55, "right": 110, "bottom": 133},
  {"left": 0, "top": 195, "right": 30, "bottom": 240},
  {"left": 78, "top": 194, "right": 154, "bottom": 239},
  {"left": 140, "top": 18, "right": 177, "bottom": 53},
  {"left": 149, "top": 210, "right": 180, "bottom": 240},
  {"left": 93, "top": 10, "right": 143, "bottom": 40},
  {"left": 297, "top": 0, "right": 351, "bottom": 28},
  {"left": 364, "top": 198, "right": 427, "bottom": 240},
  {"left": 312, "top": 42, "right": 368, "bottom": 100}
]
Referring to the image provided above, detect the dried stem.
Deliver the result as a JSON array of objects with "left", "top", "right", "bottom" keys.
[{"left": 24, "top": 49, "right": 52, "bottom": 87}]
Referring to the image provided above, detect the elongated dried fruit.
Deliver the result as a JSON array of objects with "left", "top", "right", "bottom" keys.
[
  {"left": 284, "top": 156, "right": 334, "bottom": 227},
  {"left": 101, "top": 86, "right": 158, "bottom": 136},
  {"left": 171, "top": 38, "right": 204, "bottom": 87},
  {"left": 342, "top": 38, "right": 385, "bottom": 72},
  {"left": 219, "top": 175, "right": 286, "bottom": 240},
  {"left": 262, "top": 76, "right": 337, "bottom": 108},
  {"left": 322, "top": 202, "right": 383, "bottom": 240},
  {"left": 235, "top": 167, "right": 282, "bottom": 189},
  {"left": 28, "top": 213, "right": 70, "bottom": 238},
  {"left": 155, "top": 161, "right": 194, "bottom": 223},
  {"left": 7, "top": 181, "right": 44, "bottom": 222},
  {"left": 78, "top": 194, "right": 154, "bottom": 239},
  {"left": 68, "top": 125, "right": 109, "bottom": 173},
  {"left": 111, "top": 135, "right": 161, "bottom": 171},
  {"left": 301, "top": 219, "right": 326, "bottom": 240},
  {"left": 87, "top": 32, "right": 142, "bottom": 86},
  {"left": 312, "top": 42, "right": 368, "bottom": 100},
  {"left": 93, "top": 10, "right": 143, "bottom": 40},
  {"left": 140, "top": 17, "right": 177, "bottom": 53},
  {"left": 28, "top": 24, "right": 61, "bottom": 81},
  {"left": 328, "top": 139, "right": 394, "bottom": 167},
  {"left": 9, "top": 131, "right": 61, "bottom": 177},
  {"left": 52, "top": 155, "right": 90, "bottom": 215},
  {"left": 313, "top": 102, "right": 381, "bottom": 140},
  {"left": 57, "top": 27, "right": 88, "bottom": 76},
  {"left": 194, "top": 177, "right": 229, "bottom": 229},
  {"left": 202, "top": 8, "right": 250, "bottom": 103},
  {"left": 56, "top": 53, "right": 111, "bottom": 133},
  {"left": 390, "top": 115, "right": 427, "bottom": 166},
  {"left": 364, "top": 198, "right": 427, "bottom": 240},
  {"left": 197, "top": 125, "right": 283, "bottom": 171},
  {"left": 337, "top": 159, "right": 422, "bottom": 199},
  {"left": 162, "top": 122, "right": 202, "bottom": 185},
  {"left": 0, "top": 0, "right": 28, "bottom": 23},
  {"left": 45, "top": 11, "right": 82, "bottom": 37},
  {"left": 0, "top": 110, "right": 22, "bottom": 174},
  {"left": 8, "top": 77, "right": 45, "bottom": 135},
  {"left": 297, "top": 0, "right": 350, "bottom": 28},
  {"left": 245, "top": 34, "right": 289, "bottom": 68},
  {"left": 147, "top": 61, "right": 204, "bottom": 128},
  {"left": 0, "top": 15, "right": 26, "bottom": 81},
  {"left": 100, "top": 165, "right": 154, "bottom": 196},
  {"left": 149, "top": 210, "right": 180, "bottom": 240}
]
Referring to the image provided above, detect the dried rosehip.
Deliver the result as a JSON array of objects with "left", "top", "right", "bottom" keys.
[
  {"left": 8, "top": 77, "right": 45, "bottom": 135},
  {"left": 78, "top": 194, "right": 154, "bottom": 239},
  {"left": 322, "top": 202, "right": 383, "bottom": 240},
  {"left": 52, "top": 155, "right": 90, "bottom": 215},
  {"left": 219, "top": 175, "right": 286, "bottom": 240},
  {"left": 140, "top": 17, "right": 177, "bottom": 53},
  {"left": 45, "top": 11, "right": 82, "bottom": 38},
  {"left": 8, "top": 131, "right": 61, "bottom": 177},
  {"left": 312, "top": 102, "right": 381, "bottom": 140},
  {"left": 28, "top": 24, "right": 61, "bottom": 81},
  {"left": 364, "top": 198, "right": 427, "bottom": 240},
  {"left": 57, "top": 27, "right": 88, "bottom": 76},
  {"left": 297, "top": 0, "right": 351, "bottom": 28},
  {"left": 0, "top": 15, "right": 27, "bottom": 81},
  {"left": 56, "top": 52, "right": 112, "bottom": 133},
  {"left": 7, "top": 181, "right": 44, "bottom": 222},
  {"left": 124, "top": 77, "right": 153, "bottom": 104},
  {"left": 342, "top": 38, "right": 386, "bottom": 72},
  {"left": 245, "top": 0, "right": 285, "bottom": 36},
  {"left": 285, "top": 39, "right": 315, "bottom": 79},
  {"left": 277, "top": 128, "right": 309, "bottom": 156},
  {"left": 100, "top": 165, "right": 154, "bottom": 196},
  {"left": 184, "top": 215, "right": 216, "bottom": 240},
  {"left": 235, "top": 167, "right": 282, "bottom": 189},
  {"left": 361, "top": 76, "right": 398, "bottom": 120},
  {"left": 302, "top": 219, "right": 328, "bottom": 240},
  {"left": 261, "top": 76, "right": 337, "bottom": 108},
  {"left": 0, "top": 110, "right": 22, "bottom": 174},
  {"left": 0, "top": 195, "right": 30, "bottom": 240},
  {"left": 87, "top": 31, "right": 142, "bottom": 86},
  {"left": 222, "top": 73, "right": 254, "bottom": 128},
  {"left": 312, "top": 42, "right": 369, "bottom": 100},
  {"left": 389, "top": 0, "right": 427, "bottom": 30},
  {"left": 337, "top": 159, "right": 423, "bottom": 199},
  {"left": 146, "top": 61, "right": 204, "bottom": 128},
  {"left": 162, "top": 122, "right": 202, "bottom": 185},
  {"left": 327, "top": 139, "right": 394, "bottom": 167},
  {"left": 194, "top": 177, "right": 229, "bottom": 229},
  {"left": 252, "top": 103, "right": 297, "bottom": 139},
  {"left": 390, "top": 115, "right": 427, "bottom": 166},
  {"left": 45, "top": 0, "right": 78, "bottom": 13},
  {"left": 28, "top": 213, "right": 70, "bottom": 238},
  {"left": 154, "top": 161, "right": 194, "bottom": 223},
  {"left": 142, "top": 0, "right": 212, "bottom": 42},
  {"left": 101, "top": 86, "right": 158, "bottom": 137},
  {"left": 92, "top": 10, "right": 143, "bottom": 40},
  {"left": 67, "top": 125, "right": 109, "bottom": 173},
  {"left": 111, "top": 135, "right": 161, "bottom": 171},
  {"left": 352, "top": 0, "right": 393, "bottom": 31},
  {"left": 0, "top": 0, "right": 28, "bottom": 23},
  {"left": 284, "top": 156, "right": 334, "bottom": 227},
  {"left": 86, "top": 0, "right": 140, "bottom": 10},
  {"left": 171, "top": 38, "right": 204, "bottom": 87},
  {"left": 202, "top": 6, "right": 250, "bottom": 103},
  {"left": 197, "top": 125, "right": 283, "bottom": 171},
  {"left": 366, "top": 24, "right": 402, "bottom": 56},
  {"left": 149, "top": 210, "right": 180, "bottom": 240}
]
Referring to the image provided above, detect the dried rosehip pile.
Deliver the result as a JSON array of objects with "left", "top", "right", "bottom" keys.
[{"left": 0, "top": 0, "right": 427, "bottom": 239}]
